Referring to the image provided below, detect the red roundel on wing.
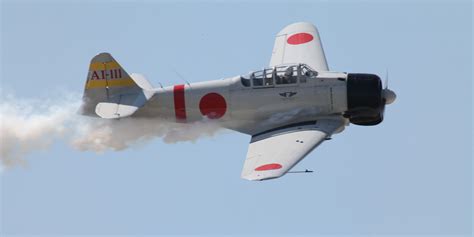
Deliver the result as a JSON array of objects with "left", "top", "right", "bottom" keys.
[
  {"left": 287, "top": 33, "right": 314, "bottom": 45},
  {"left": 255, "top": 163, "right": 282, "bottom": 171},
  {"left": 199, "top": 93, "right": 227, "bottom": 119}
]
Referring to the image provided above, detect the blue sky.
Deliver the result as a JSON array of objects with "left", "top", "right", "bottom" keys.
[{"left": 1, "top": 0, "right": 472, "bottom": 236}]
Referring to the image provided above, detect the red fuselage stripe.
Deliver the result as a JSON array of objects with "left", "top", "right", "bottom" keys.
[{"left": 173, "top": 84, "right": 187, "bottom": 120}]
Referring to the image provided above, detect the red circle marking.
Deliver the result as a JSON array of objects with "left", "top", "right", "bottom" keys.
[
  {"left": 199, "top": 93, "right": 227, "bottom": 119},
  {"left": 287, "top": 33, "right": 314, "bottom": 45},
  {"left": 255, "top": 163, "right": 282, "bottom": 171}
]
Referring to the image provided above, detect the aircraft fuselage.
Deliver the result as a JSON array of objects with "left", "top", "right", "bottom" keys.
[{"left": 135, "top": 70, "right": 349, "bottom": 135}]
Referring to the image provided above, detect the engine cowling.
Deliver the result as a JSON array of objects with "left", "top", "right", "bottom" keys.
[{"left": 345, "top": 73, "right": 384, "bottom": 126}]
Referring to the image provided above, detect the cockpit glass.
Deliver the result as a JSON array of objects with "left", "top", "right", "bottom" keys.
[
  {"left": 240, "top": 64, "right": 316, "bottom": 88},
  {"left": 241, "top": 74, "right": 251, "bottom": 87},
  {"left": 274, "top": 65, "right": 298, "bottom": 85}
]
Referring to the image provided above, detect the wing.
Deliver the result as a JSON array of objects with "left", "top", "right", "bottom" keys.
[
  {"left": 269, "top": 22, "right": 329, "bottom": 71},
  {"left": 241, "top": 120, "right": 343, "bottom": 181}
]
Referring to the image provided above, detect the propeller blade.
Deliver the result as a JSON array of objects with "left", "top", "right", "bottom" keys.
[{"left": 382, "top": 68, "right": 396, "bottom": 105}]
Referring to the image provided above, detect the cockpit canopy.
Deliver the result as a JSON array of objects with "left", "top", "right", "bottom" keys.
[{"left": 241, "top": 64, "right": 318, "bottom": 87}]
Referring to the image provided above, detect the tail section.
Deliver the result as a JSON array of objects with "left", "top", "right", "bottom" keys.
[{"left": 80, "top": 53, "right": 154, "bottom": 119}]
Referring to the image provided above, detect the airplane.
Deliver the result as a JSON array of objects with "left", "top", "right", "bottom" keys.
[{"left": 79, "top": 22, "right": 396, "bottom": 181}]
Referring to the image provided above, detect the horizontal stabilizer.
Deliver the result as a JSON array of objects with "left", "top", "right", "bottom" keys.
[
  {"left": 96, "top": 102, "right": 139, "bottom": 119},
  {"left": 95, "top": 90, "right": 153, "bottom": 119}
]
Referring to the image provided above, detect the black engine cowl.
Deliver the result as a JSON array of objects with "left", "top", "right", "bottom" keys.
[{"left": 345, "top": 73, "right": 384, "bottom": 126}]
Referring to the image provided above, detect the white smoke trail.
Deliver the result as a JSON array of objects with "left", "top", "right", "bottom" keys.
[
  {"left": 0, "top": 92, "right": 222, "bottom": 171},
  {"left": 0, "top": 94, "right": 76, "bottom": 168},
  {"left": 71, "top": 117, "right": 222, "bottom": 152}
]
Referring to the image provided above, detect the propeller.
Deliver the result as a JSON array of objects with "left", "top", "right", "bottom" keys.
[
  {"left": 377, "top": 69, "right": 396, "bottom": 122},
  {"left": 382, "top": 69, "right": 396, "bottom": 105}
]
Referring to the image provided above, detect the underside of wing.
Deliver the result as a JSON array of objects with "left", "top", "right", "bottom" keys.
[
  {"left": 241, "top": 119, "right": 343, "bottom": 181},
  {"left": 269, "top": 22, "right": 329, "bottom": 72}
]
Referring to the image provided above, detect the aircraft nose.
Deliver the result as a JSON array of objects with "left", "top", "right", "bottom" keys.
[{"left": 383, "top": 88, "right": 396, "bottom": 105}]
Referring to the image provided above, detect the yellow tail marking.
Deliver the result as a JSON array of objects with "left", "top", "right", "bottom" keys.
[
  {"left": 86, "top": 77, "right": 136, "bottom": 89},
  {"left": 85, "top": 61, "right": 135, "bottom": 89},
  {"left": 88, "top": 61, "right": 122, "bottom": 71}
]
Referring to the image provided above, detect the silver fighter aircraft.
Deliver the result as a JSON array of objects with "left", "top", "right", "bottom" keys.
[{"left": 80, "top": 22, "right": 396, "bottom": 181}]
